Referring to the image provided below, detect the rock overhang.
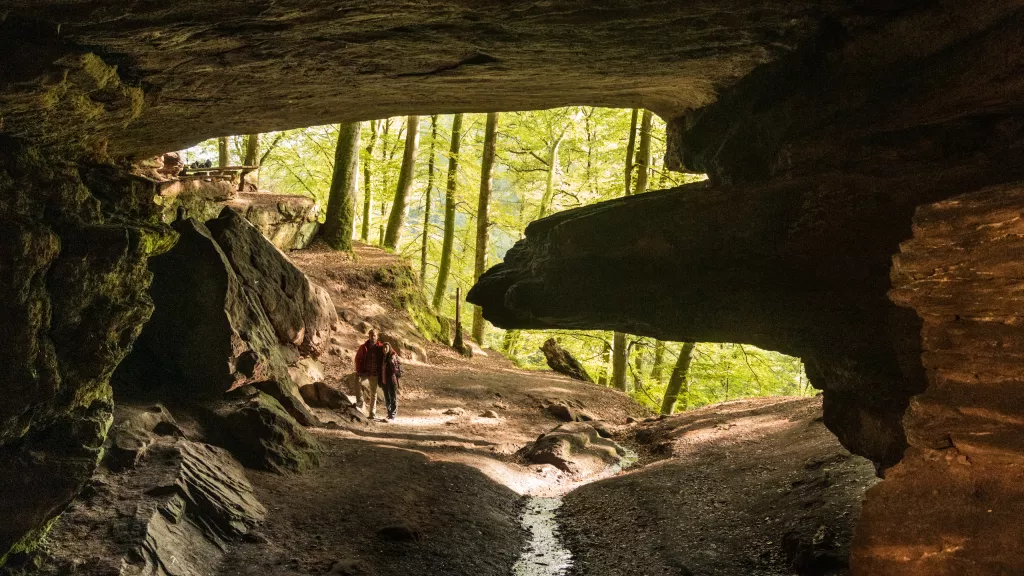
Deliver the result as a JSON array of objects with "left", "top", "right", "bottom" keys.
[{"left": 1, "top": 0, "right": 891, "bottom": 157}]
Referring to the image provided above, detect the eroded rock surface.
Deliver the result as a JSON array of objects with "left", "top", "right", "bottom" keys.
[
  {"left": 852, "top": 184, "right": 1024, "bottom": 575},
  {"left": 113, "top": 208, "right": 335, "bottom": 407},
  {"left": 36, "top": 405, "right": 266, "bottom": 576},
  {"left": 526, "top": 422, "right": 626, "bottom": 477}
]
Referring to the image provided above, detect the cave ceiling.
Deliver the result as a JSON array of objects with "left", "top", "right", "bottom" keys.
[{"left": 2, "top": 0, "right": 905, "bottom": 157}]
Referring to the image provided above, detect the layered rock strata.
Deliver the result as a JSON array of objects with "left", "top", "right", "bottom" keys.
[
  {"left": 35, "top": 404, "right": 267, "bottom": 576},
  {"left": 852, "top": 184, "right": 1024, "bottom": 575},
  {"left": 112, "top": 208, "right": 335, "bottom": 411}
]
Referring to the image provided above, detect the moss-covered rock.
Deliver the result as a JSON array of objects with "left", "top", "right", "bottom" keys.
[
  {"left": 374, "top": 263, "right": 449, "bottom": 345},
  {"left": 0, "top": 138, "right": 173, "bottom": 565},
  {"left": 220, "top": 392, "right": 323, "bottom": 474}
]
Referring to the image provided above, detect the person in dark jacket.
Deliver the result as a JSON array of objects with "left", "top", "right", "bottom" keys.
[
  {"left": 379, "top": 342, "right": 402, "bottom": 421},
  {"left": 354, "top": 330, "right": 384, "bottom": 418}
]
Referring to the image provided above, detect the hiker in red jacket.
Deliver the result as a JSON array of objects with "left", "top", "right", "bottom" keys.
[{"left": 354, "top": 330, "right": 385, "bottom": 418}]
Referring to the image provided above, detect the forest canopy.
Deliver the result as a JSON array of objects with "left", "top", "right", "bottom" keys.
[{"left": 178, "top": 107, "right": 812, "bottom": 412}]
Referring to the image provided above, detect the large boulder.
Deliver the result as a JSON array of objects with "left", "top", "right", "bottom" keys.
[
  {"left": 540, "top": 338, "right": 594, "bottom": 382},
  {"left": 525, "top": 421, "right": 627, "bottom": 477},
  {"left": 112, "top": 208, "right": 334, "bottom": 416},
  {"left": 217, "top": 392, "right": 323, "bottom": 474}
]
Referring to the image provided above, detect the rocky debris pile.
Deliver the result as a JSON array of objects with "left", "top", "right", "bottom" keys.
[
  {"left": 29, "top": 404, "right": 266, "bottom": 576},
  {"left": 540, "top": 338, "right": 594, "bottom": 382},
  {"left": 525, "top": 421, "right": 627, "bottom": 476}
]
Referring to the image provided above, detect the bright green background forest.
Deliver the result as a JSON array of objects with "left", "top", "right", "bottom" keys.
[{"left": 179, "top": 107, "right": 812, "bottom": 413}]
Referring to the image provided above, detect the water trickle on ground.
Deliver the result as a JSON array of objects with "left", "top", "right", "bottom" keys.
[
  {"left": 512, "top": 448, "right": 638, "bottom": 575},
  {"left": 513, "top": 497, "right": 573, "bottom": 576}
]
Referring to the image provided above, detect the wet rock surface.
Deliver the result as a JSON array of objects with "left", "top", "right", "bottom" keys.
[{"left": 526, "top": 422, "right": 628, "bottom": 477}]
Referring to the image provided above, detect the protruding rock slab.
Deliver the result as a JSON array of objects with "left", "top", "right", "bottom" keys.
[
  {"left": 526, "top": 422, "right": 627, "bottom": 476},
  {"left": 853, "top": 182, "right": 1024, "bottom": 576}
]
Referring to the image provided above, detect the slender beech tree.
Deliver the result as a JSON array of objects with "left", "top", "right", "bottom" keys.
[
  {"left": 634, "top": 109, "right": 653, "bottom": 195},
  {"left": 623, "top": 108, "right": 639, "bottom": 196},
  {"left": 432, "top": 113, "right": 464, "bottom": 309},
  {"left": 611, "top": 109, "right": 640, "bottom": 391},
  {"left": 321, "top": 122, "right": 361, "bottom": 250},
  {"left": 384, "top": 115, "right": 420, "bottom": 249},
  {"left": 218, "top": 137, "right": 228, "bottom": 168},
  {"left": 421, "top": 115, "right": 438, "bottom": 282},
  {"left": 651, "top": 340, "right": 665, "bottom": 383},
  {"left": 472, "top": 112, "right": 499, "bottom": 342},
  {"left": 661, "top": 342, "right": 696, "bottom": 415},
  {"left": 536, "top": 130, "right": 567, "bottom": 219},
  {"left": 361, "top": 120, "right": 380, "bottom": 242}
]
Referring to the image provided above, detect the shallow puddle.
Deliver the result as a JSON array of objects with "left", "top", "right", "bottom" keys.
[{"left": 512, "top": 497, "right": 573, "bottom": 576}]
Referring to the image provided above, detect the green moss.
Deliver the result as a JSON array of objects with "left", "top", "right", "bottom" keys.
[
  {"left": 373, "top": 263, "right": 450, "bottom": 344},
  {"left": 0, "top": 515, "right": 61, "bottom": 566}
]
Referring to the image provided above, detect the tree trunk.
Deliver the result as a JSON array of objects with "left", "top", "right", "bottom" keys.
[
  {"left": 361, "top": 119, "right": 380, "bottom": 242},
  {"left": 218, "top": 137, "right": 228, "bottom": 168},
  {"left": 378, "top": 201, "right": 386, "bottom": 246},
  {"left": 243, "top": 133, "right": 259, "bottom": 166},
  {"left": 651, "top": 340, "right": 665, "bottom": 383},
  {"left": 611, "top": 331, "right": 628, "bottom": 392},
  {"left": 239, "top": 133, "right": 259, "bottom": 191},
  {"left": 610, "top": 111, "right": 640, "bottom": 391},
  {"left": 321, "top": 122, "right": 361, "bottom": 250},
  {"left": 634, "top": 109, "right": 653, "bottom": 195},
  {"left": 453, "top": 286, "right": 466, "bottom": 354},
  {"left": 383, "top": 115, "right": 420, "bottom": 250},
  {"left": 432, "top": 113, "right": 464, "bottom": 309},
  {"left": 421, "top": 115, "right": 438, "bottom": 282},
  {"left": 623, "top": 108, "right": 639, "bottom": 196},
  {"left": 472, "top": 112, "right": 499, "bottom": 343},
  {"left": 537, "top": 133, "right": 565, "bottom": 219},
  {"left": 632, "top": 352, "right": 645, "bottom": 391},
  {"left": 661, "top": 342, "right": 696, "bottom": 415}
]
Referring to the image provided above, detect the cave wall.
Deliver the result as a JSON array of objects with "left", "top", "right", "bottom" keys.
[
  {"left": 852, "top": 183, "right": 1024, "bottom": 575},
  {"left": 0, "top": 139, "right": 175, "bottom": 561},
  {"left": 2, "top": 0, "right": 1024, "bottom": 571}
]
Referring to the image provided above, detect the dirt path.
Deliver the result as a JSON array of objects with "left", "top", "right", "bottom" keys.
[{"left": 217, "top": 243, "right": 875, "bottom": 576}]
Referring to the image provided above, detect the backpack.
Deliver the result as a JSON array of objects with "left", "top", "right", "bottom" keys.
[{"left": 392, "top": 355, "right": 403, "bottom": 379}]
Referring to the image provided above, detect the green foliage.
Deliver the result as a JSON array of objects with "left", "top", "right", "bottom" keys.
[{"left": 177, "top": 108, "right": 810, "bottom": 413}]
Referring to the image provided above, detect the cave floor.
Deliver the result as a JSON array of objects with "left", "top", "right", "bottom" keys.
[{"left": 215, "top": 244, "right": 877, "bottom": 576}]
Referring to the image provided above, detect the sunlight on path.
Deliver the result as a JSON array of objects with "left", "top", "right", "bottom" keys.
[{"left": 513, "top": 497, "right": 573, "bottom": 576}]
